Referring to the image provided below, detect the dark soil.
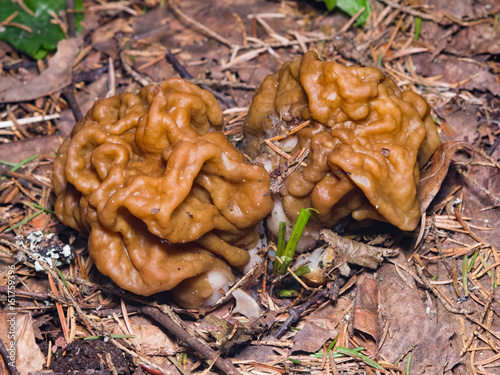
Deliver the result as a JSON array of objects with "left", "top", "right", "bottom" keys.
[{"left": 49, "top": 340, "right": 132, "bottom": 373}]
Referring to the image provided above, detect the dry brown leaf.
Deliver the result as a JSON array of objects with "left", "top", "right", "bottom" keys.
[
  {"left": 378, "top": 261, "right": 462, "bottom": 373},
  {"left": 291, "top": 322, "right": 338, "bottom": 353},
  {"left": 112, "top": 316, "right": 180, "bottom": 356},
  {"left": 0, "top": 312, "right": 45, "bottom": 375},
  {"left": 0, "top": 38, "right": 81, "bottom": 103},
  {"left": 415, "top": 0, "right": 500, "bottom": 20},
  {"left": 92, "top": 18, "right": 134, "bottom": 58},
  {"left": 353, "top": 272, "right": 379, "bottom": 357},
  {"left": 0, "top": 135, "right": 61, "bottom": 164},
  {"left": 417, "top": 141, "right": 468, "bottom": 214},
  {"left": 446, "top": 23, "right": 500, "bottom": 56}
]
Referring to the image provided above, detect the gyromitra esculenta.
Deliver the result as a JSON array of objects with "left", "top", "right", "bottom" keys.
[
  {"left": 244, "top": 51, "right": 440, "bottom": 248},
  {"left": 53, "top": 78, "right": 273, "bottom": 308}
]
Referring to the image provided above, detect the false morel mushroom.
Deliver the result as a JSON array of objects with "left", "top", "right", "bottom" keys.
[
  {"left": 53, "top": 78, "right": 273, "bottom": 308},
  {"left": 244, "top": 51, "right": 440, "bottom": 246}
]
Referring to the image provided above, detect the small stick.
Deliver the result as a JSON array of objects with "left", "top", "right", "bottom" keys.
[
  {"left": 73, "top": 62, "right": 117, "bottom": 83},
  {"left": 63, "top": 86, "right": 83, "bottom": 123},
  {"left": 66, "top": 0, "right": 76, "bottom": 38},
  {"left": 270, "top": 148, "right": 309, "bottom": 193},
  {"left": 165, "top": 50, "right": 236, "bottom": 107},
  {"left": 120, "top": 299, "right": 141, "bottom": 352},
  {"left": 286, "top": 266, "right": 310, "bottom": 290},
  {"left": 0, "top": 338, "right": 20, "bottom": 375},
  {"left": 487, "top": 136, "right": 500, "bottom": 156},
  {"left": 0, "top": 285, "right": 58, "bottom": 301},
  {"left": 46, "top": 340, "right": 53, "bottom": 368},
  {"left": 377, "top": 0, "right": 443, "bottom": 23},
  {"left": 188, "top": 78, "right": 256, "bottom": 90},
  {"left": 339, "top": 6, "right": 366, "bottom": 33},
  {"left": 266, "top": 120, "right": 311, "bottom": 142},
  {"left": 273, "top": 271, "right": 354, "bottom": 338},
  {"left": 265, "top": 140, "right": 307, "bottom": 167},
  {"left": 168, "top": 1, "right": 232, "bottom": 47},
  {"left": 0, "top": 165, "right": 49, "bottom": 189},
  {"left": 105, "top": 353, "right": 119, "bottom": 375},
  {"left": 108, "top": 57, "right": 116, "bottom": 97},
  {"left": 141, "top": 306, "right": 240, "bottom": 375},
  {"left": 120, "top": 50, "right": 154, "bottom": 87},
  {"left": 0, "top": 114, "right": 60, "bottom": 129},
  {"left": 48, "top": 273, "right": 71, "bottom": 343},
  {"left": 165, "top": 49, "right": 193, "bottom": 79}
]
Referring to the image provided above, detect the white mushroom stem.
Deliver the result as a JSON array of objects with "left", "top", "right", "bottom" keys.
[
  {"left": 232, "top": 288, "right": 260, "bottom": 319},
  {"left": 202, "top": 269, "right": 234, "bottom": 307}
]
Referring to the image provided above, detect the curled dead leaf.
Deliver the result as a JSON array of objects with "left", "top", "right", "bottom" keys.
[
  {"left": 320, "top": 229, "right": 399, "bottom": 275},
  {"left": 0, "top": 38, "right": 81, "bottom": 103},
  {"left": 417, "top": 140, "right": 469, "bottom": 214},
  {"left": 0, "top": 312, "right": 45, "bottom": 375}
]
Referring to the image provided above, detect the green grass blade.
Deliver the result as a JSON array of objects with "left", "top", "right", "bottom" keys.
[
  {"left": 1, "top": 153, "right": 39, "bottom": 180},
  {"left": 334, "top": 347, "right": 383, "bottom": 370},
  {"left": 414, "top": 17, "right": 422, "bottom": 40},
  {"left": 273, "top": 221, "right": 288, "bottom": 275},
  {"left": 468, "top": 250, "right": 479, "bottom": 272},
  {"left": 0, "top": 160, "right": 16, "bottom": 167},
  {"left": 10, "top": 154, "right": 39, "bottom": 173},
  {"left": 5, "top": 210, "right": 43, "bottom": 232},
  {"left": 55, "top": 266, "right": 72, "bottom": 292},
  {"left": 462, "top": 255, "right": 469, "bottom": 297},
  {"left": 274, "top": 208, "right": 317, "bottom": 275},
  {"left": 24, "top": 201, "right": 54, "bottom": 214}
]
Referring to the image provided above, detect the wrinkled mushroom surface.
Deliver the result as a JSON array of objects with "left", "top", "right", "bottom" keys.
[
  {"left": 53, "top": 78, "right": 273, "bottom": 307},
  {"left": 244, "top": 51, "right": 440, "bottom": 238}
]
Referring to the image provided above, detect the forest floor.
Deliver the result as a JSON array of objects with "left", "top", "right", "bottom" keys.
[{"left": 0, "top": 0, "right": 500, "bottom": 374}]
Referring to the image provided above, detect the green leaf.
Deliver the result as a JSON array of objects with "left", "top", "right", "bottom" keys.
[
  {"left": 0, "top": 0, "right": 83, "bottom": 59},
  {"left": 317, "top": 0, "right": 371, "bottom": 26},
  {"left": 336, "top": 0, "right": 371, "bottom": 26},
  {"left": 322, "top": 0, "right": 337, "bottom": 11},
  {"left": 5, "top": 210, "right": 43, "bottom": 232}
]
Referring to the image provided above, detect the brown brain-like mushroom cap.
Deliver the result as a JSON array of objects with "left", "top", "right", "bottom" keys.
[
  {"left": 53, "top": 78, "right": 273, "bottom": 306},
  {"left": 244, "top": 51, "right": 440, "bottom": 232}
]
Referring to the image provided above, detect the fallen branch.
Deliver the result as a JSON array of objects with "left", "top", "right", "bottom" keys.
[{"left": 141, "top": 306, "right": 241, "bottom": 375}]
